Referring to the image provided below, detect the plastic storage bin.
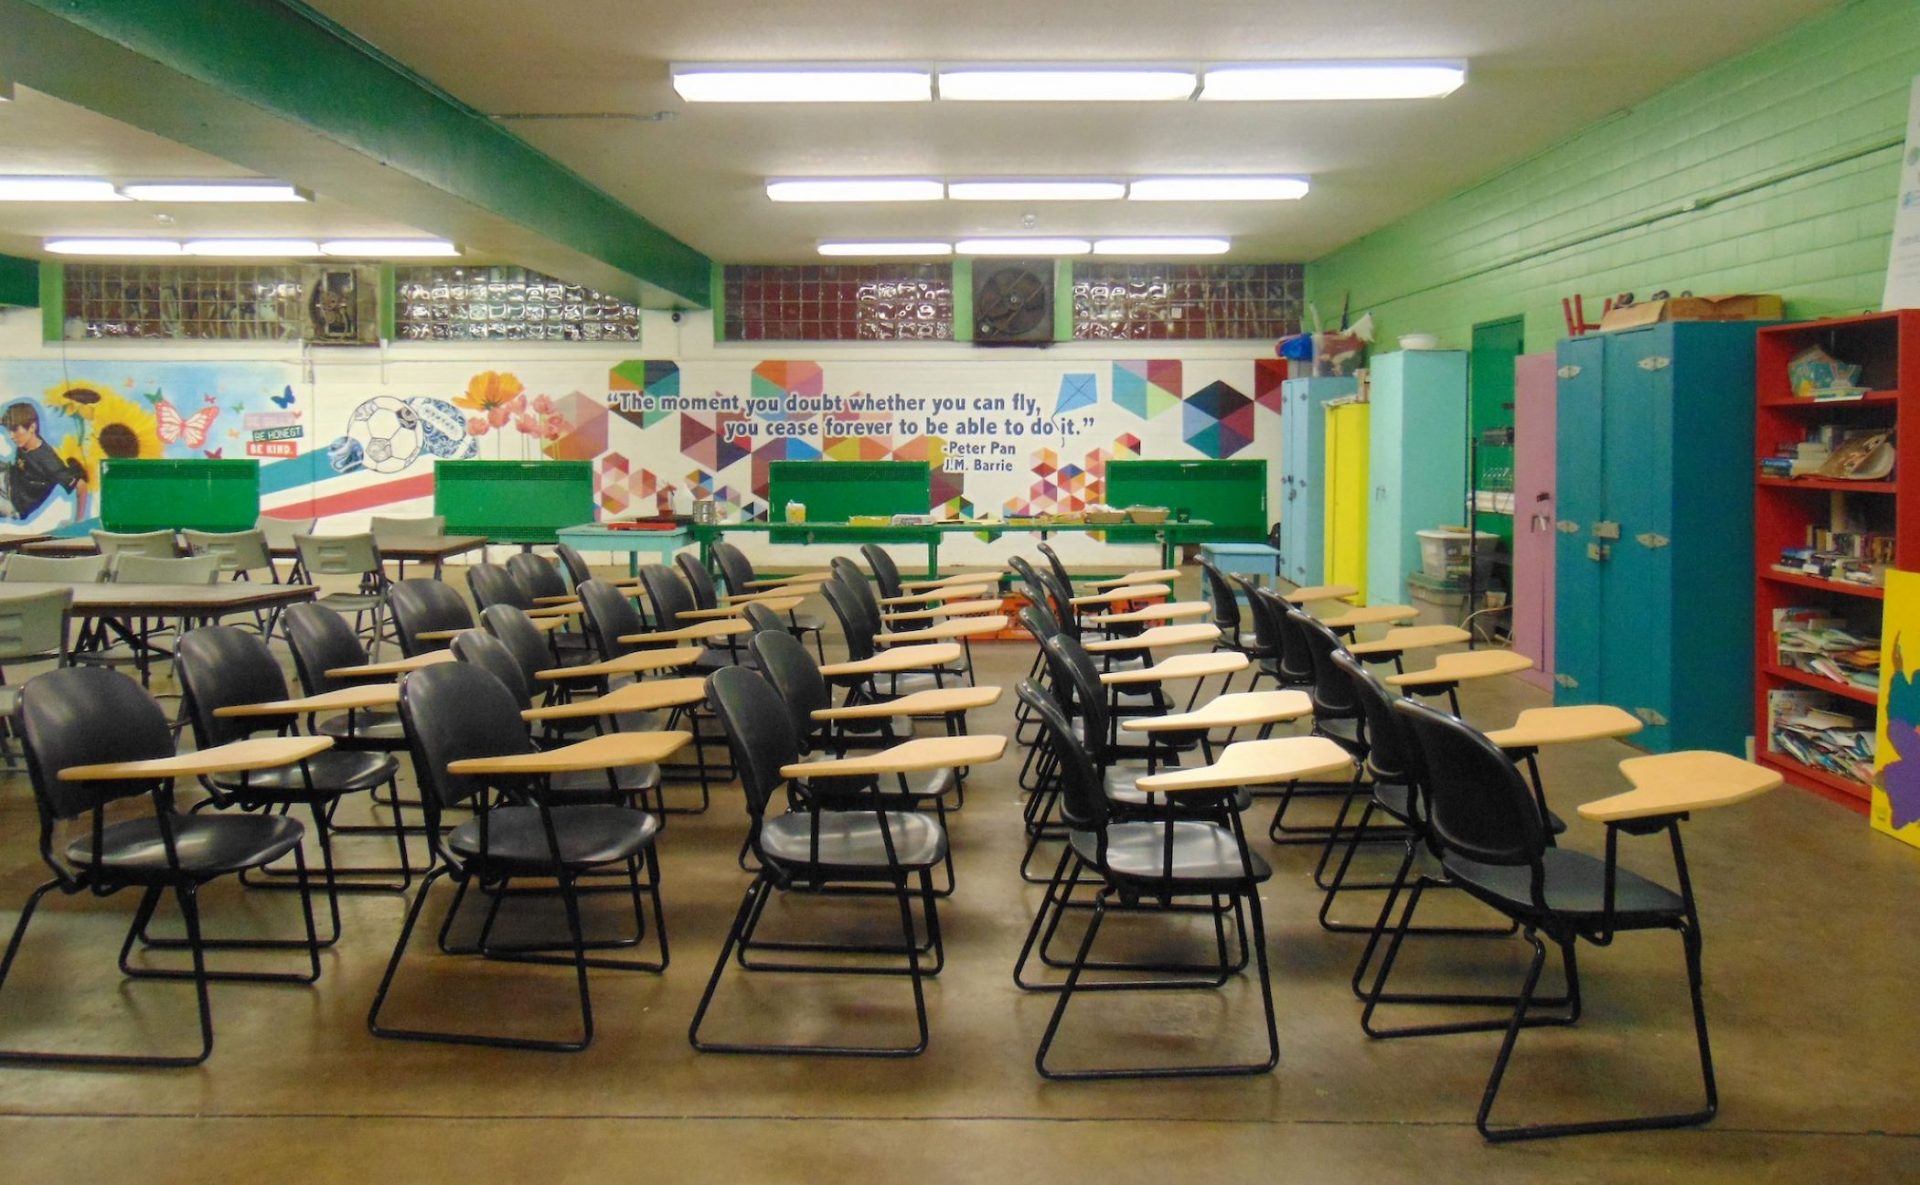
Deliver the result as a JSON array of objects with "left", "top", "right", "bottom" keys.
[{"left": 1416, "top": 527, "right": 1497, "bottom": 579}]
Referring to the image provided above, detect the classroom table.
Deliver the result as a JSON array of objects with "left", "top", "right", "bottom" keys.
[
  {"left": 689, "top": 518, "right": 1215, "bottom": 577},
  {"left": 4, "top": 580, "right": 318, "bottom": 621},
  {"left": 24, "top": 533, "right": 487, "bottom": 578},
  {"left": 0, "top": 534, "right": 51, "bottom": 553},
  {"left": 553, "top": 523, "right": 694, "bottom": 576}
]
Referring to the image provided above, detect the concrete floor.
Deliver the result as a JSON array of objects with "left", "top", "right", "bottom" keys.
[{"left": 0, "top": 569, "right": 1914, "bottom": 1183}]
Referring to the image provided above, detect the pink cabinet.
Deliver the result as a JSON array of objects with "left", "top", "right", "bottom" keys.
[{"left": 1510, "top": 351, "right": 1557, "bottom": 690}]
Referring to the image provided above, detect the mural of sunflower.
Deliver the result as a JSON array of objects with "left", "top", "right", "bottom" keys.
[
  {"left": 46, "top": 384, "right": 163, "bottom": 484},
  {"left": 453, "top": 371, "right": 526, "bottom": 436}
]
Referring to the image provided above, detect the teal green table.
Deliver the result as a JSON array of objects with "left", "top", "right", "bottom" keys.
[{"left": 690, "top": 520, "right": 1213, "bottom": 577}]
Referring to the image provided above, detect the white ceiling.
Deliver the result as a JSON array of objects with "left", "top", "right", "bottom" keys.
[{"left": 0, "top": 0, "right": 1846, "bottom": 274}]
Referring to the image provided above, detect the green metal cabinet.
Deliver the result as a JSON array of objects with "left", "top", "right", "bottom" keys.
[
  {"left": 1552, "top": 322, "right": 1762, "bottom": 754},
  {"left": 1365, "top": 351, "right": 1469, "bottom": 606}
]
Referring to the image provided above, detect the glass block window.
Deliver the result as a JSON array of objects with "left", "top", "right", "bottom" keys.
[
  {"left": 394, "top": 265, "right": 640, "bottom": 341},
  {"left": 61, "top": 264, "right": 309, "bottom": 340},
  {"left": 1072, "top": 263, "right": 1304, "bottom": 341},
  {"left": 722, "top": 264, "right": 954, "bottom": 341}
]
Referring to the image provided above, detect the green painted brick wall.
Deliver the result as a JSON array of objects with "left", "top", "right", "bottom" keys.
[{"left": 1307, "top": 0, "right": 1920, "bottom": 351}]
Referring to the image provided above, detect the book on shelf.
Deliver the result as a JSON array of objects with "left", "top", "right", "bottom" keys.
[
  {"left": 1773, "top": 606, "right": 1881, "bottom": 692},
  {"left": 1765, "top": 688, "right": 1873, "bottom": 784}
]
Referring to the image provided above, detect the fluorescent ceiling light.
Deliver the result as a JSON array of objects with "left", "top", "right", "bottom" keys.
[
  {"left": 0, "top": 176, "right": 124, "bottom": 202},
  {"left": 320, "top": 239, "right": 460, "bottom": 257},
  {"left": 1200, "top": 60, "right": 1467, "bottom": 100},
  {"left": 939, "top": 66, "right": 1195, "bottom": 102},
  {"left": 948, "top": 179, "right": 1125, "bottom": 202},
  {"left": 1129, "top": 176, "right": 1309, "bottom": 201},
  {"left": 45, "top": 238, "right": 182, "bottom": 256},
  {"left": 121, "top": 180, "right": 311, "bottom": 203},
  {"left": 767, "top": 178, "right": 944, "bottom": 203},
  {"left": 1093, "top": 237, "right": 1231, "bottom": 255},
  {"left": 673, "top": 64, "right": 931, "bottom": 103},
  {"left": 956, "top": 238, "right": 1090, "bottom": 256},
  {"left": 185, "top": 239, "right": 322, "bottom": 256},
  {"left": 818, "top": 241, "right": 952, "bottom": 257}
]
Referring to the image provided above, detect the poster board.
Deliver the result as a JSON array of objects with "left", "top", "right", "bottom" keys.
[
  {"left": 99, "top": 458, "right": 260, "bottom": 533},
  {"left": 434, "top": 460, "right": 593, "bottom": 544},
  {"left": 1104, "top": 459, "right": 1267, "bottom": 542},
  {"left": 1871, "top": 569, "right": 1920, "bottom": 848}
]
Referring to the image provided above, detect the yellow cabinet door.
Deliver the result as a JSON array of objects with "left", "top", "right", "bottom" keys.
[{"left": 1324, "top": 402, "right": 1371, "bottom": 605}]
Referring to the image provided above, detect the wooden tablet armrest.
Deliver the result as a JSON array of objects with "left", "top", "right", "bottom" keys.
[
  {"left": 215, "top": 684, "right": 399, "bottom": 717},
  {"left": 62, "top": 736, "right": 335, "bottom": 780},
  {"left": 447, "top": 730, "right": 692, "bottom": 776},
  {"left": 811, "top": 685, "right": 1003, "bottom": 720},
  {"left": 1578, "top": 752, "right": 1781, "bottom": 823},
  {"left": 779, "top": 733, "right": 1008, "bottom": 779},
  {"left": 1131, "top": 736, "right": 1354, "bottom": 792},
  {"left": 531, "top": 593, "right": 579, "bottom": 605}
]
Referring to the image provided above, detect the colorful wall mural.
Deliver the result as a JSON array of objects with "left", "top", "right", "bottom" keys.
[{"left": 0, "top": 354, "right": 1287, "bottom": 560}]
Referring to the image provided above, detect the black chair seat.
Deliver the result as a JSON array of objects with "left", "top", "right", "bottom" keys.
[
  {"left": 66, "top": 813, "right": 304, "bottom": 880},
  {"left": 800, "top": 767, "right": 956, "bottom": 805},
  {"left": 790, "top": 613, "right": 827, "bottom": 633},
  {"left": 316, "top": 711, "right": 407, "bottom": 746},
  {"left": 1071, "top": 820, "right": 1273, "bottom": 887},
  {"left": 759, "top": 810, "right": 947, "bottom": 871},
  {"left": 692, "top": 648, "right": 759, "bottom": 673},
  {"left": 540, "top": 763, "right": 664, "bottom": 803},
  {"left": 445, "top": 804, "right": 658, "bottom": 871},
  {"left": 1106, "top": 767, "right": 1253, "bottom": 812},
  {"left": 1373, "top": 781, "right": 1414, "bottom": 821},
  {"left": 1444, "top": 848, "right": 1684, "bottom": 921},
  {"left": 209, "top": 749, "right": 399, "bottom": 798}
]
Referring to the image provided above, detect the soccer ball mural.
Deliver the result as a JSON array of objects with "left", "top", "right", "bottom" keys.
[{"left": 342, "top": 396, "right": 424, "bottom": 474}]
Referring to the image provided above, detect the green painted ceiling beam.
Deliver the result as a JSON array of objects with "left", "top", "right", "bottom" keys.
[
  {"left": 0, "top": 0, "right": 709, "bottom": 308},
  {"left": 0, "top": 253, "right": 36, "bottom": 309}
]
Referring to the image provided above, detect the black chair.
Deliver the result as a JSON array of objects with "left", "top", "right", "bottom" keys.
[
  {"left": 368, "top": 661, "right": 670, "bottom": 1053},
  {"left": 283, "top": 603, "right": 409, "bottom": 751},
  {"left": 820, "top": 570, "right": 957, "bottom": 699},
  {"left": 1199, "top": 557, "right": 1269, "bottom": 685},
  {"left": 554, "top": 542, "right": 595, "bottom": 593},
  {"left": 690, "top": 665, "right": 947, "bottom": 1057},
  {"left": 674, "top": 553, "right": 757, "bottom": 666},
  {"left": 714, "top": 541, "right": 826, "bottom": 658},
  {"left": 386, "top": 578, "right": 475, "bottom": 657},
  {"left": 1379, "top": 698, "right": 1719, "bottom": 1141},
  {"left": 1247, "top": 583, "right": 1315, "bottom": 692},
  {"left": 1014, "top": 680, "right": 1277, "bottom": 1079},
  {"left": 1262, "top": 607, "right": 1369, "bottom": 845},
  {"left": 467, "top": 562, "right": 536, "bottom": 616},
  {"left": 859, "top": 543, "right": 910, "bottom": 599},
  {"left": 633, "top": 564, "right": 751, "bottom": 670},
  {"left": 507, "top": 552, "right": 571, "bottom": 603},
  {"left": 175, "top": 625, "right": 413, "bottom": 899},
  {"left": 1, "top": 667, "right": 321, "bottom": 1067}
]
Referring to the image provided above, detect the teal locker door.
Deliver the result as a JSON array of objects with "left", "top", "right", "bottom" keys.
[
  {"left": 1599, "top": 328, "right": 1675, "bottom": 751},
  {"left": 1366, "top": 358, "right": 1405, "bottom": 605},
  {"left": 1553, "top": 335, "right": 1606, "bottom": 706}
]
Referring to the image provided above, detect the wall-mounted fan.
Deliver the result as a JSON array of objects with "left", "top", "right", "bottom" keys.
[{"left": 972, "top": 261, "right": 1053, "bottom": 346}]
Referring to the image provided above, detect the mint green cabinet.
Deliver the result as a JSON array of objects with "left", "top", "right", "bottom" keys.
[{"left": 1365, "top": 351, "right": 1469, "bottom": 606}]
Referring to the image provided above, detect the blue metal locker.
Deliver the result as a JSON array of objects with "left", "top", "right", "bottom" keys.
[
  {"left": 1365, "top": 351, "right": 1469, "bottom": 607},
  {"left": 1552, "top": 321, "right": 1761, "bottom": 754},
  {"left": 1276, "top": 376, "right": 1356, "bottom": 586}
]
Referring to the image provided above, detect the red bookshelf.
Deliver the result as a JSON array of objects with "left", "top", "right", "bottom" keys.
[{"left": 1754, "top": 310, "right": 1920, "bottom": 811}]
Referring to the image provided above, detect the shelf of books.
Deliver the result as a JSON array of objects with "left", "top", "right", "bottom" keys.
[{"left": 1755, "top": 310, "right": 1920, "bottom": 809}]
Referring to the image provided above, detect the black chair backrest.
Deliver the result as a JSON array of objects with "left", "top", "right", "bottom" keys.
[
  {"left": 1252, "top": 586, "right": 1313, "bottom": 683},
  {"left": 1290, "top": 608, "right": 1363, "bottom": 724},
  {"left": 741, "top": 601, "right": 785, "bottom": 635},
  {"left": 1035, "top": 541, "right": 1073, "bottom": 598},
  {"left": 175, "top": 625, "right": 292, "bottom": 748},
  {"left": 284, "top": 602, "right": 367, "bottom": 695},
  {"left": 1329, "top": 649, "right": 1412, "bottom": 784},
  {"left": 1039, "top": 632, "right": 1110, "bottom": 754},
  {"left": 578, "top": 579, "right": 646, "bottom": 661},
  {"left": 1019, "top": 602, "right": 1058, "bottom": 645},
  {"left": 711, "top": 541, "right": 756, "bottom": 598},
  {"left": 21, "top": 667, "right": 174, "bottom": 820},
  {"left": 820, "top": 577, "right": 876, "bottom": 661},
  {"left": 747, "top": 629, "right": 829, "bottom": 742},
  {"left": 1197, "top": 556, "right": 1243, "bottom": 633},
  {"left": 506, "top": 552, "right": 570, "bottom": 602},
  {"left": 467, "top": 562, "right": 531, "bottom": 613},
  {"left": 705, "top": 666, "right": 800, "bottom": 822},
  {"left": 398, "top": 661, "right": 537, "bottom": 817},
  {"left": 1015, "top": 679, "right": 1108, "bottom": 834},
  {"left": 387, "top": 578, "right": 474, "bottom": 656},
  {"left": 480, "top": 603, "right": 555, "bottom": 687},
  {"left": 1392, "top": 697, "right": 1547, "bottom": 869},
  {"left": 674, "top": 552, "right": 721, "bottom": 610},
  {"left": 637, "top": 563, "right": 694, "bottom": 631},
  {"left": 451, "top": 630, "right": 535, "bottom": 709},
  {"left": 554, "top": 543, "right": 593, "bottom": 592},
  {"left": 1007, "top": 554, "right": 1046, "bottom": 601},
  {"left": 860, "top": 544, "right": 905, "bottom": 598},
  {"left": 1033, "top": 566, "right": 1079, "bottom": 641}
]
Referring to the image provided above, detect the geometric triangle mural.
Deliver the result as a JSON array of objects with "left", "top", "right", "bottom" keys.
[
  {"left": 1182, "top": 379, "right": 1256, "bottom": 458},
  {"left": 1113, "top": 359, "right": 1181, "bottom": 419},
  {"left": 609, "top": 359, "right": 680, "bottom": 429}
]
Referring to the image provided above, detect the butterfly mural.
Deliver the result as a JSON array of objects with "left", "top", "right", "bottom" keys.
[
  {"left": 272, "top": 386, "right": 298, "bottom": 409},
  {"left": 155, "top": 398, "right": 220, "bottom": 449}
]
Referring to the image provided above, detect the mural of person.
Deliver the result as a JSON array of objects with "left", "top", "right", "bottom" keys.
[{"left": 0, "top": 402, "right": 86, "bottom": 520}]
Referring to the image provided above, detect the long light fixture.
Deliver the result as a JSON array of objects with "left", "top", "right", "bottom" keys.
[
  {"left": 320, "top": 239, "right": 460, "bottom": 256},
  {"left": 45, "top": 238, "right": 181, "bottom": 255},
  {"left": 0, "top": 176, "right": 125, "bottom": 202},
  {"left": 1200, "top": 60, "right": 1467, "bottom": 101},
  {"left": 184, "top": 238, "right": 322, "bottom": 256},
  {"left": 818, "top": 241, "right": 953, "bottom": 257},
  {"left": 121, "top": 180, "right": 311, "bottom": 203},
  {"left": 1093, "top": 237, "right": 1231, "bottom": 255},
  {"left": 948, "top": 179, "right": 1125, "bottom": 201},
  {"left": 1129, "top": 176, "right": 1309, "bottom": 201},
  {"left": 767, "top": 178, "right": 944, "bottom": 203},
  {"left": 956, "top": 238, "right": 1090, "bottom": 256},
  {"left": 938, "top": 66, "right": 1195, "bottom": 102},
  {"left": 673, "top": 64, "right": 931, "bottom": 103}
]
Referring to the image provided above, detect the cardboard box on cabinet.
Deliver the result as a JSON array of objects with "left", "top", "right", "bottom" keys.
[{"left": 1598, "top": 293, "right": 1785, "bottom": 332}]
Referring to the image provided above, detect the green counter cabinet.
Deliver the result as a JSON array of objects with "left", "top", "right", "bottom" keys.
[{"left": 1365, "top": 350, "right": 1469, "bottom": 607}]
